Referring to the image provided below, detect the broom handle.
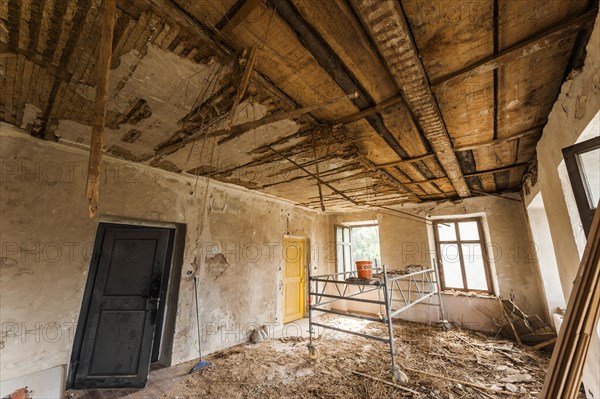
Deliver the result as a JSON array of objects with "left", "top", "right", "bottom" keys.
[{"left": 194, "top": 276, "right": 203, "bottom": 360}]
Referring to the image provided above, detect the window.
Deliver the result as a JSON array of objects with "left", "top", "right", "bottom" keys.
[
  {"left": 335, "top": 224, "right": 381, "bottom": 274},
  {"left": 563, "top": 136, "right": 600, "bottom": 236},
  {"left": 433, "top": 218, "right": 492, "bottom": 293},
  {"left": 335, "top": 225, "right": 352, "bottom": 274}
]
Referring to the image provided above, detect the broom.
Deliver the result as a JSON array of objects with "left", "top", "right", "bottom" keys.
[{"left": 190, "top": 276, "right": 211, "bottom": 372}]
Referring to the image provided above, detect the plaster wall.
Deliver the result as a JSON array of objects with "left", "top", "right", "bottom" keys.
[
  {"left": 521, "top": 14, "right": 600, "bottom": 398},
  {"left": 0, "top": 125, "right": 330, "bottom": 388},
  {"left": 325, "top": 195, "right": 548, "bottom": 333},
  {"left": 522, "top": 15, "right": 600, "bottom": 297}
]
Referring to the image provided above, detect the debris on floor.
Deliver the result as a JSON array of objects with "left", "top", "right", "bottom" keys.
[
  {"left": 500, "top": 298, "right": 557, "bottom": 346},
  {"left": 250, "top": 325, "right": 270, "bottom": 344},
  {"left": 162, "top": 315, "right": 551, "bottom": 398}
]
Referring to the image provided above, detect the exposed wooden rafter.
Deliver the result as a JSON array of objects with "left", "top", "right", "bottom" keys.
[
  {"left": 350, "top": 0, "right": 471, "bottom": 197},
  {"left": 403, "top": 163, "right": 528, "bottom": 187},
  {"left": 375, "top": 154, "right": 436, "bottom": 168},
  {"left": 431, "top": 8, "right": 598, "bottom": 89},
  {"left": 453, "top": 126, "right": 543, "bottom": 152},
  {"left": 333, "top": 94, "right": 403, "bottom": 125},
  {"left": 85, "top": 0, "right": 116, "bottom": 218}
]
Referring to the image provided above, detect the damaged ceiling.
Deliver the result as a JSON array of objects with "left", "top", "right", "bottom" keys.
[{"left": 0, "top": 0, "right": 597, "bottom": 210}]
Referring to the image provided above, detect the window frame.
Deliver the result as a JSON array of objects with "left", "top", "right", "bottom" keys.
[
  {"left": 334, "top": 223, "right": 380, "bottom": 274},
  {"left": 433, "top": 217, "right": 493, "bottom": 294},
  {"left": 562, "top": 136, "right": 600, "bottom": 236},
  {"left": 334, "top": 224, "right": 353, "bottom": 274}
]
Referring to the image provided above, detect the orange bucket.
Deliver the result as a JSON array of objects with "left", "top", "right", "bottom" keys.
[{"left": 355, "top": 260, "right": 373, "bottom": 279}]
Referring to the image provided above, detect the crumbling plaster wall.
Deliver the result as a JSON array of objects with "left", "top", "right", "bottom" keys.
[
  {"left": 522, "top": 14, "right": 600, "bottom": 399},
  {"left": 0, "top": 124, "right": 329, "bottom": 384},
  {"left": 327, "top": 194, "right": 548, "bottom": 332},
  {"left": 522, "top": 14, "right": 599, "bottom": 301}
]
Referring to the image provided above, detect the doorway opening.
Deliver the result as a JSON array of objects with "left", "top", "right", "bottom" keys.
[
  {"left": 282, "top": 237, "right": 306, "bottom": 324},
  {"left": 67, "top": 222, "right": 178, "bottom": 389}
]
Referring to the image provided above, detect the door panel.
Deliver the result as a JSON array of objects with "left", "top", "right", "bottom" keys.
[
  {"left": 73, "top": 225, "right": 173, "bottom": 389},
  {"left": 283, "top": 238, "right": 305, "bottom": 323},
  {"left": 89, "top": 310, "right": 146, "bottom": 376}
]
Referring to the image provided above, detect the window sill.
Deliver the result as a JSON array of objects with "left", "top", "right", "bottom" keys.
[{"left": 441, "top": 290, "right": 498, "bottom": 299}]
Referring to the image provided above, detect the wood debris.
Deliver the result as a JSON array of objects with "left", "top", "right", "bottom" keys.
[
  {"left": 163, "top": 315, "right": 551, "bottom": 398},
  {"left": 500, "top": 298, "right": 557, "bottom": 346}
]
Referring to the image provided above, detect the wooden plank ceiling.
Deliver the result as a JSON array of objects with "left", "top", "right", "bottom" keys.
[{"left": 0, "top": 0, "right": 596, "bottom": 210}]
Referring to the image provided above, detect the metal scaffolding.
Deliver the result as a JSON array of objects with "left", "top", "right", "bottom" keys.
[{"left": 307, "top": 265, "right": 446, "bottom": 382}]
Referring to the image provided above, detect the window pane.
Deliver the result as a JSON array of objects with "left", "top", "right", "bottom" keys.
[
  {"left": 440, "top": 243, "right": 463, "bottom": 289},
  {"left": 351, "top": 226, "right": 381, "bottom": 267},
  {"left": 336, "top": 227, "right": 342, "bottom": 242},
  {"left": 343, "top": 227, "right": 350, "bottom": 242},
  {"left": 578, "top": 148, "right": 600, "bottom": 208},
  {"left": 336, "top": 244, "right": 344, "bottom": 274},
  {"left": 344, "top": 245, "right": 352, "bottom": 272},
  {"left": 462, "top": 243, "right": 488, "bottom": 291},
  {"left": 437, "top": 222, "right": 456, "bottom": 241},
  {"left": 458, "top": 221, "right": 480, "bottom": 241}
]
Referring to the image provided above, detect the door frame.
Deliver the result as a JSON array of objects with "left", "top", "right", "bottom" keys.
[
  {"left": 282, "top": 236, "right": 309, "bottom": 323},
  {"left": 66, "top": 219, "right": 185, "bottom": 389}
]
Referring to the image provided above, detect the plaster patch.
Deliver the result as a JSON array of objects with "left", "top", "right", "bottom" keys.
[
  {"left": 211, "top": 192, "right": 227, "bottom": 212},
  {"left": 205, "top": 253, "right": 229, "bottom": 279}
]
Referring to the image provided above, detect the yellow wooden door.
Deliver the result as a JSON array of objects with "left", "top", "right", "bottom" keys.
[{"left": 283, "top": 238, "right": 305, "bottom": 323}]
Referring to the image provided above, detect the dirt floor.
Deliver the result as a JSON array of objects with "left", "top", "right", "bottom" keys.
[{"left": 162, "top": 315, "right": 551, "bottom": 398}]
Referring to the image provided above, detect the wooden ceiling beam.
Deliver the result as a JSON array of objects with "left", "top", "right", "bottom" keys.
[
  {"left": 454, "top": 126, "right": 543, "bottom": 152},
  {"left": 351, "top": 0, "right": 471, "bottom": 197},
  {"left": 466, "top": 163, "right": 528, "bottom": 178},
  {"left": 405, "top": 176, "right": 448, "bottom": 188},
  {"left": 402, "top": 163, "right": 529, "bottom": 186},
  {"left": 431, "top": 8, "right": 598, "bottom": 89},
  {"left": 85, "top": 0, "right": 116, "bottom": 218},
  {"left": 215, "top": 0, "right": 258, "bottom": 31},
  {"left": 333, "top": 94, "right": 404, "bottom": 125},
  {"left": 375, "top": 153, "right": 436, "bottom": 168}
]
